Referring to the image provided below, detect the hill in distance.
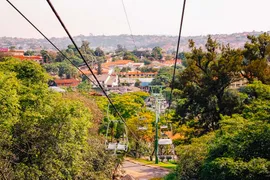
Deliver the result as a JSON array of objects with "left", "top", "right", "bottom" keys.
[{"left": 0, "top": 31, "right": 269, "bottom": 52}]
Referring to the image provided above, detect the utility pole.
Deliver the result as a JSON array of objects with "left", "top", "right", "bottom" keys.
[
  {"left": 154, "top": 96, "right": 159, "bottom": 164},
  {"left": 149, "top": 85, "right": 164, "bottom": 164}
]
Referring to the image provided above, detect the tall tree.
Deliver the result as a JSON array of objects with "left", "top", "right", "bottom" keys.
[
  {"left": 174, "top": 36, "right": 243, "bottom": 133},
  {"left": 94, "top": 47, "right": 105, "bottom": 57},
  {"left": 152, "top": 46, "right": 163, "bottom": 60},
  {"left": 97, "top": 61, "right": 102, "bottom": 75},
  {"left": 242, "top": 32, "right": 270, "bottom": 84}
]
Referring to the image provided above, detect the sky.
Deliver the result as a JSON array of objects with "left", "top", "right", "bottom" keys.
[{"left": 1, "top": 0, "right": 270, "bottom": 38}]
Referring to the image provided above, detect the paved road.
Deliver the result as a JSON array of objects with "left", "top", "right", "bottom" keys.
[{"left": 122, "top": 160, "right": 170, "bottom": 180}]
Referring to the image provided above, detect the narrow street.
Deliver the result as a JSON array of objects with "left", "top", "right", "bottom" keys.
[{"left": 122, "top": 160, "right": 170, "bottom": 180}]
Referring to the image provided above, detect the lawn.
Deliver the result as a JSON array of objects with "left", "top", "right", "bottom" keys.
[{"left": 130, "top": 158, "right": 177, "bottom": 170}]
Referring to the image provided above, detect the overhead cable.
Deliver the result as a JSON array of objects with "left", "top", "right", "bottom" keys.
[
  {"left": 121, "top": 0, "right": 137, "bottom": 50},
  {"left": 169, "top": 0, "right": 187, "bottom": 108},
  {"left": 6, "top": 0, "right": 99, "bottom": 87},
  {"left": 45, "top": 0, "right": 139, "bottom": 141}
]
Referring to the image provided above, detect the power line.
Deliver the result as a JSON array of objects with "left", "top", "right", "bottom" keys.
[
  {"left": 121, "top": 0, "right": 137, "bottom": 50},
  {"left": 45, "top": 0, "right": 139, "bottom": 141},
  {"left": 6, "top": 0, "right": 99, "bottom": 87},
  {"left": 169, "top": 0, "right": 187, "bottom": 108}
]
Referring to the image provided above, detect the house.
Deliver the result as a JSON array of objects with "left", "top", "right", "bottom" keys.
[
  {"left": 13, "top": 55, "right": 43, "bottom": 64},
  {"left": 118, "top": 71, "right": 157, "bottom": 78},
  {"left": 229, "top": 79, "right": 248, "bottom": 89},
  {"left": 102, "top": 60, "right": 133, "bottom": 70},
  {"left": 54, "top": 78, "right": 80, "bottom": 87},
  {"left": 90, "top": 74, "right": 119, "bottom": 88},
  {"left": 0, "top": 48, "right": 43, "bottom": 63}
]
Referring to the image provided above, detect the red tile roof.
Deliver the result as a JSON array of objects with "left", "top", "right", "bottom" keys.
[
  {"left": 13, "top": 55, "right": 43, "bottom": 61},
  {"left": 54, "top": 79, "right": 80, "bottom": 87}
]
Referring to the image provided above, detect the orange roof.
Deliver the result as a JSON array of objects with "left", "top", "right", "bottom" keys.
[
  {"left": 54, "top": 78, "right": 80, "bottom": 87},
  {"left": 13, "top": 55, "right": 43, "bottom": 60},
  {"left": 119, "top": 71, "right": 157, "bottom": 75},
  {"left": 102, "top": 60, "right": 133, "bottom": 67},
  {"left": 80, "top": 69, "right": 109, "bottom": 75}
]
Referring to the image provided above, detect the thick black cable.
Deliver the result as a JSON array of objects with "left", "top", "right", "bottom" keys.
[
  {"left": 169, "top": 0, "right": 187, "bottom": 108},
  {"left": 6, "top": 0, "right": 98, "bottom": 87},
  {"left": 46, "top": 0, "right": 139, "bottom": 141},
  {"left": 121, "top": 0, "right": 137, "bottom": 50}
]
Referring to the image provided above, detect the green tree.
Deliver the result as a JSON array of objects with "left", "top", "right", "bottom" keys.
[
  {"left": 174, "top": 36, "right": 243, "bottom": 133},
  {"left": 123, "top": 51, "right": 139, "bottom": 62},
  {"left": 115, "top": 44, "right": 126, "bottom": 53},
  {"left": 97, "top": 61, "right": 102, "bottom": 75},
  {"left": 152, "top": 46, "right": 163, "bottom": 60},
  {"left": 169, "top": 81, "right": 270, "bottom": 180},
  {"left": 77, "top": 80, "right": 92, "bottom": 93},
  {"left": 58, "top": 62, "right": 78, "bottom": 78},
  {"left": 0, "top": 58, "right": 115, "bottom": 179},
  {"left": 24, "top": 50, "right": 35, "bottom": 56},
  {"left": 40, "top": 49, "right": 52, "bottom": 63},
  {"left": 135, "top": 79, "right": 141, "bottom": 87},
  {"left": 94, "top": 47, "right": 105, "bottom": 57},
  {"left": 242, "top": 33, "right": 270, "bottom": 84}
]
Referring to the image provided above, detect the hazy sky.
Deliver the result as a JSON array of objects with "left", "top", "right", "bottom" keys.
[{"left": 1, "top": 0, "right": 270, "bottom": 38}]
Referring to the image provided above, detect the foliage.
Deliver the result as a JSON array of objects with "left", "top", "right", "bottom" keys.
[
  {"left": 94, "top": 47, "right": 105, "bottom": 57},
  {"left": 174, "top": 36, "right": 243, "bottom": 133},
  {"left": 24, "top": 50, "right": 35, "bottom": 56},
  {"left": 200, "top": 115, "right": 270, "bottom": 180},
  {"left": 97, "top": 61, "right": 102, "bottom": 75},
  {"left": 115, "top": 44, "right": 127, "bottom": 53},
  {"left": 144, "top": 59, "right": 152, "bottom": 65},
  {"left": 77, "top": 80, "right": 92, "bottom": 93},
  {"left": 120, "top": 67, "right": 131, "bottom": 72},
  {"left": 242, "top": 33, "right": 270, "bottom": 84},
  {"left": 151, "top": 66, "right": 181, "bottom": 86},
  {"left": 43, "top": 62, "right": 78, "bottom": 79},
  {"left": 152, "top": 46, "right": 163, "bottom": 60},
  {"left": 135, "top": 79, "right": 141, "bottom": 87},
  {"left": 169, "top": 81, "right": 270, "bottom": 180},
  {"left": 0, "top": 58, "right": 115, "bottom": 179},
  {"left": 138, "top": 66, "right": 158, "bottom": 73},
  {"left": 123, "top": 51, "right": 139, "bottom": 62},
  {"left": 173, "top": 133, "right": 215, "bottom": 180}
]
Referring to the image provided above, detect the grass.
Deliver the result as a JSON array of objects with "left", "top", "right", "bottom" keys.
[{"left": 130, "top": 158, "right": 177, "bottom": 170}]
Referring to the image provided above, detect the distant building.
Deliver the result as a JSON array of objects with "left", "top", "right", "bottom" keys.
[
  {"left": 54, "top": 78, "right": 80, "bottom": 87},
  {"left": 118, "top": 71, "right": 157, "bottom": 78},
  {"left": 0, "top": 48, "right": 43, "bottom": 63},
  {"left": 229, "top": 79, "right": 248, "bottom": 89},
  {"left": 89, "top": 74, "right": 119, "bottom": 88}
]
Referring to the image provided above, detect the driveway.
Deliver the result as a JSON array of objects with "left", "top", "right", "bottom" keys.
[{"left": 122, "top": 160, "right": 170, "bottom": 180}]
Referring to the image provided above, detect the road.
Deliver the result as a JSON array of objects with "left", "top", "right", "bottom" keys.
[{"left": 122, "top": 160, "right": 170, "bottom": 180}]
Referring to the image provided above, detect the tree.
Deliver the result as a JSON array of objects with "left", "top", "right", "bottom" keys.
[
  {"left": 151, "top": 66, "right": 180, "bottom": 86},
  {"left": 94, "top": 47, "right": 105, "bottom": 57},
  {"left": 143, "top": 59, "right": 152, "bottom": 65},
  {"left": 58, "top": 62, "right": 78, "bottom": 79},
  {"left": 0, "top": 58, "right": 115, "bottom": 179},
  {"left": 174, "top": 36, "right": 243, "bottom": 133},
  {"left": 169, "top": 81, "right": 270, "bottom": 180},
  {"left": 152, "top": 46, "right": 163, "bottom": 60},
  {"left": 115, "top": 44, "right": 126, "bottom": 53},
  {"left": 123, "top": 52, "right": 139, "bottom": 62},
  {"left": 135, "top": 79, "right": 141, "bottom": 87},
  {"left": 77, "top": 80, "right": 92, "bottom": 93},
  {"left": 9, "top": 46, "right": 16, "bottom": 50},
  {"left": 242, "top": 33, "right": 270, "bottom": 84},
  {"left": 97, "top": 61, "right": 102, "bottom": 75},
  {"left": 120, "top": 67, "right": 131, "bottom": 72},
  {"left": 40, "top": 50, "right": 52, "bottom": 63},
  {"left": 24, "top": 50, "right": 35, "bottom": 56}
]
